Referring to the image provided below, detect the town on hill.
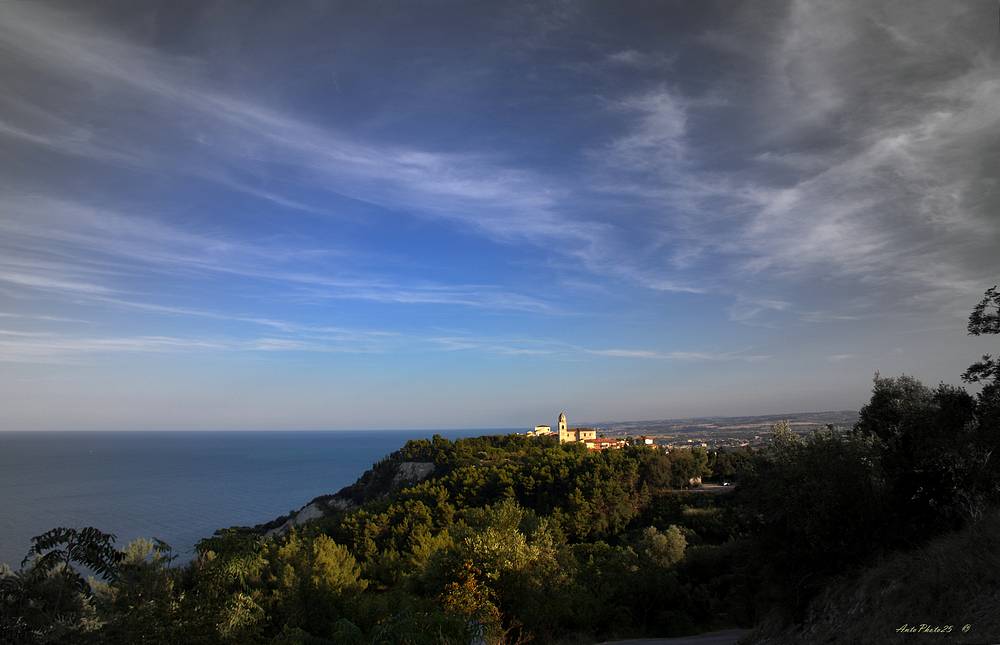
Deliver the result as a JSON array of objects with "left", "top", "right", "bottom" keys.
[{"left": 526, "top": 409, "right": 858, "bottom": 451}]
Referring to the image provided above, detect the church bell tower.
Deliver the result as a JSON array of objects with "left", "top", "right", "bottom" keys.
[{"left": 558, "top": 411, "right": 571, "bottom": 443}]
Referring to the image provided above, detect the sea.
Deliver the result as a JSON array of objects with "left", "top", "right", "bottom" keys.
[{"left": 0, "top": 429, "right": 505, "bottom": 568}]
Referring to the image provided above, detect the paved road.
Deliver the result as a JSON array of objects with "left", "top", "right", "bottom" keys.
[{"left": 598, "top": 628, "right": 750, "bottom": 645}]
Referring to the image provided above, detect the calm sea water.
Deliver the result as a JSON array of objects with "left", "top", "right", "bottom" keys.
[{"left": 0, "top": 429, "right": 503, "bottom": 568}]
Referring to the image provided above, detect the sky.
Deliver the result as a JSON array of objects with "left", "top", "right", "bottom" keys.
[{"left": 1, "top": 0, "right": 998, "bottom": 431}]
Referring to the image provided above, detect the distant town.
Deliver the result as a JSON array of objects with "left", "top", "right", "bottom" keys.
[{"left": 525, "top": 410, "right": 859, "bottom": 451}]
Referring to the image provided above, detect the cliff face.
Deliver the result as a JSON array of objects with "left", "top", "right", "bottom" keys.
[{"left": 260, "top": 459, "right": 437, "bottom": 536}]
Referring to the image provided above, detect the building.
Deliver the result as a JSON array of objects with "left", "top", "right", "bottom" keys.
[
  {"left": 584, "top": 437, "right": 626, "bottom": 451},
  {"left": 527, "top": 425, "right": 553, "bottom": 437},
  {"left": 556, "top": 411, "right": 597, "bottom": 444},
  {"left": 558, "top": 411, "right": 568, "bottom": 441},
  {"left": 528, "top": 411, "right": 606, "bottom": 445}
]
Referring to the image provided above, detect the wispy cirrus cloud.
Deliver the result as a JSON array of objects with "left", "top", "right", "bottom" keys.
[
  {"left": 727, "top": 296, "right": 792, "bottom": 324},
  {"left": 2, "top": 0, "right": 997, "bottom": 320},
  {"left": 1, "top": 0, "right": 997, "bottom": 428},
  {"left": 799, "top": 311, "right": 864, "bottom": 324},
  {"left": 733, "top": 1, "right": 998, "bottom": 306},
  {"left": 581, "top": 1, "right": 1000, "bottom": 315},
  {"left": 428, "top": 335, "right": 561, "bottom": 356},
  {"left": 0, "top": 313, "right": 91, "bottom": 324},
  {"left": 0, "top": 194, "right": 559, "bottom": 315},
  {"left": 0, "top": 321, "right": 408, "bottom": 364},
  {"left": 605, "top": 49, "right": 676, "bottom": 71},
  {"left": 0, "top": 1, "right": 607, "bottom": 255},
  {"left": 0, "top": 333, "right": 399, "bottom": 364},
  {"left": 0, "top": 318, "right": 766, "bottom": 366},
  {"left": 0, "top": 333, "right": 230, "bottom": 364},
  {"left": 424, "top": 332, "right": 769, "bottom": 363},
  {"left": 0, "top": 271, "right": 115, "bottom": 296},
  {"left": 586, "top": 348, "right": 769, "bottom": 362}
]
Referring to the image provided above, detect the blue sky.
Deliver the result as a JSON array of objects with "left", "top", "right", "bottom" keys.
[{"left": 1, "top": 0, "right": 998, "bottom": 430}]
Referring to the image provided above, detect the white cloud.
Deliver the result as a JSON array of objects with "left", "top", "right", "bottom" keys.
[
  {"left": 727, "top": 296, "right": 792, "bottom": 323},
  {"left": 586, "top": 348, "right": 769, "bottom": 362},
  {"left": 0, "top": 334, "right": 229, "bottom": 364},
  {"left": 0, "top": 1, "right": 606, "bottom": 253},
  {"left": 605, "top": 49, "right": 675, "bottom": 70},
  {"left": 1, "top": 0, "right": 997, "bottom": 351},
  {"left": 0, "top": 194, "right": 559, "bottom": 315},
  {"left": 587, "top": 0, "right": 999, "bottom": 318},
  {"left": 0, "top": 271, "right": 115, "bottom": 296}
]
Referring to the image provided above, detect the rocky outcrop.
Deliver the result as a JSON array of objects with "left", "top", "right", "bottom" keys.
[
  {"left": 264, "top": 497, "right": 354, "bottom": 537},
  {"left": 391, "top": 461, "right": 435, "bottom": 487},
  {"left": 260, "top": 460, "right": 436, "bottom": 537}
]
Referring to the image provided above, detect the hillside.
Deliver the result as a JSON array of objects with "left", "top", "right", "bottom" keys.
[
  {"left": 745, "top": 510, "right": 1000, "bottom": 645},
  {"left": 257, "top": 455, "right": 438, "bottom": 536},
  {"left": 3, "top": 415, "right": 999, "bottom": 644}
]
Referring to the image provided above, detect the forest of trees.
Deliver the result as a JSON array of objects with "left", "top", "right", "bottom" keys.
[{"left": 1, "top": 286, "right": 998, "bottom": 644}]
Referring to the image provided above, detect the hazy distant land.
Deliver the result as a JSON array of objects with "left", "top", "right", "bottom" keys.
[{"left": 589, "top": 410, "right": 858, "bottom": 446}]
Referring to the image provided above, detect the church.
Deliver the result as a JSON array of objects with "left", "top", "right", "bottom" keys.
[
  {"left": 527, "top": 412, "right": 596, "bottom": 443},
  {"left": 527, "top": 411, "right": 619, "bottom": 449},
  {"left": 556, "top": 411, "right": 597, "bottom": 444}
]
